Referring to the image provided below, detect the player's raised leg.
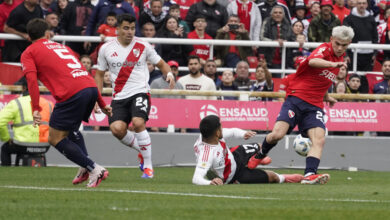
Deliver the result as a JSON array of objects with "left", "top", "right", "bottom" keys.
[
  {"left": 247, "top": 121, "right": 290, "bottom": 169},
  {"left": 301, "top": 127, "right": 330, "bottom": 185}
]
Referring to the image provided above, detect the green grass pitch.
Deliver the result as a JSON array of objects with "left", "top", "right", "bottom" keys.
[{"left": 0, "top": 167, "right": 389, "bottom": 220}]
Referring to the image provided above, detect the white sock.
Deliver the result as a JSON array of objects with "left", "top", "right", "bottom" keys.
[
  {"left": 120, "top": 131, "right": 140, "bottom": 152},
  {"left": 135, "top": 130, "right": 153, "bottom": 170},
  {"left": 276, "top": 173, "right": 285, "bottom": 183}
]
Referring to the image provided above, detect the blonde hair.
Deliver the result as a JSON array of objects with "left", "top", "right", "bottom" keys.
[{"left": 332, "top": 26, "right": 355, "bottom": 41}]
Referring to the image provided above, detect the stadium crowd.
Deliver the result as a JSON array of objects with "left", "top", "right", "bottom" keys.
[{"left": 1, "top": 0, "right": 390, "bottom": 131}]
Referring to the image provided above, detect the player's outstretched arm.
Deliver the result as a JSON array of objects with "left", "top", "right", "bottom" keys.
[
  {"left": 222, "top": 128, "right": 255, "bottom": 140},
  {"left": 156, "top": 59, "right": 175, "bottom": 89},
  {"left": 309, "top": 58, "right": 347, "bottom": 69},
  {"left": 95, "top": 70, "right": 105, "bottom": 93}
]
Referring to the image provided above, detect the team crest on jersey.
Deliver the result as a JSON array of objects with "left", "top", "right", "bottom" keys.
[
  {"left": 288, "top": 110, "right": 295, "bottom": 118},
  {"left": 133, "top": 48, "right": 140, "bottom": 57}
]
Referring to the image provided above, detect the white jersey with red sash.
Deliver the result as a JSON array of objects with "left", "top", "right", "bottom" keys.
[
  {"left": 192, "top": 128, "right": 246, "bottom": 185},
  {"left": 97, "top": 37, "right": 161, "bottom": 100}
]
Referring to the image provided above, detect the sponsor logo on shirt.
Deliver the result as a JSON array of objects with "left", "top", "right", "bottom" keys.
[
  {"left": 70, "top": 69, "right": 89, "bottom": 78},
  {"left": 186, "top": 84, "right": 202, "bottom": 90},
  {"left": 111, "top": 52, "right": 118, "bottom": 57},
  {"left": 319, "top": 69, "right": 336, "bottom": 82},
  {"left": 110, "top": 61, "right": 142, "bottom": 67}
]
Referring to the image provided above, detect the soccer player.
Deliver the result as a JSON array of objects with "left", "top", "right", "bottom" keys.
[
  {"left": 21, "top": 18, "right": 112, "bottom": 188},
  {"left": 247, "top": 26, "right": 355, "bottom": 185},
  {"left": 95, "top": 14, "right": 175, "bottom": 179},
  {"left": 193, "top": 115, "right": 304, "bottom": 185}
]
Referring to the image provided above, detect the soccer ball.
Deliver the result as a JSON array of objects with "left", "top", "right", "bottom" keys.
[{"left": 293, "top": 134, "right": 312, "bottom": 157}]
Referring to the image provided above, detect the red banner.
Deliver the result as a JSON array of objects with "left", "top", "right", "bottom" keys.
[{"left": 1, "top": 95, "right": 389, "bottom": 131}]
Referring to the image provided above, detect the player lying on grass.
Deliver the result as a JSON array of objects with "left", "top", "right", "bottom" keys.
[{"left": 192, "top": 115, "right": 303, "bottom": 185}]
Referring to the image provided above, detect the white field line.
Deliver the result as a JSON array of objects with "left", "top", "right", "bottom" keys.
[{"left": 1, "top": 185, "right": 389, "bottom": 204}]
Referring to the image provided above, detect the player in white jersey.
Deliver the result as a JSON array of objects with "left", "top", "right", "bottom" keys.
[
  {"left": 193, "top": 115, "right": 304, "bottom": 185},
  {"left": 95, "top": 14, "right": 175, "bottom": 179}
]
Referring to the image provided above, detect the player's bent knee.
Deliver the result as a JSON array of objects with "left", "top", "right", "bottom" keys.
[
  {"left": 132, "top": 118, "right": 146, "bottom": 132},
  {"left": 110, "top": 123, "right": 127, "bottom": 139}
]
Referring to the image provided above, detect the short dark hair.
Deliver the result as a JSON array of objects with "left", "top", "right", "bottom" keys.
[
  {"left": 169, "top": 4, "right": 180, "bottom": 11},
  {"left": 107, "top": 11, "right": 117, "bottom": 18},
  {"left": 188, "top": 55, "right": 200, "bottom": 63},
  {"left": 200, "top": 115, "right": 221, "bottom": 139},
  {"left": 116, "top": 14, "right": 136, "bottom": 26},
  {"left": 26, "top": 18, "right": 49, "bottom": 41},
  {"left": 348, "top": 74, "right": 361, "bottom": 81}
]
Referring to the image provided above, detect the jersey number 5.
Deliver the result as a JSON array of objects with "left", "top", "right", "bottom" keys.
[{"left": 54, "top": 49, "right": 82, "bottom": 69}]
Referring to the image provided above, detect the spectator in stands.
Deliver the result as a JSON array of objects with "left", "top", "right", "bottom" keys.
[
  {"left": 148, "top": 60, "right": 162, "bottom": 84},
  {"left": 0, "top": 0, "right": 23, "bottom": 37},
  {"left": 373, "top": 59, "right": 390, "bottom": 136},
  {"left": 344, "top": 0, "right": 377, "bottom": 72},
  {"left": 45, "top": 12, "right": 60, "bottom": 34},
  {"left": 169, "top": 4, "right": 190, "bottom": 34},
  {"left": 306, "top": 1, "right": 320, "bottom": 22},
  {"left": 329, "top": 65, "right": 348, "bottom": 93},
  {"left": 80, "top": 54, "right": 94, "bottom": 76},
  {"left": 155, "top": 16, "right": 193, "bottom": 66},
  {"left": 103, "top": 71, "right": 112, "bottom": 88},
  {"left": 217, "top": 70, "right": 239, "bottom": 100},
  {"left": 376, "top": 7, "right": 390, "bottom": 62},
  {"left": 142, "top": 22, "right": 156, "bottom": 38},
  {"left": 257, "top": 0, "right": 291, "bottom": 24},
  {"left": 177, "top": 55, "right": 217, "bottom": 100},
  {"left": 291, "top": 34, "right": 309, "bottom": 68},
  {"left": 250, "top": 60, "right": 273, "bottom": 101},
  {"left": 0, "top": 78, "right": 53, "bottom": 166},
  {"left": 215, "top": 15, "right": 252, "bottom": 68},
  {"left": 259, "top": 6, "right": 295, "bottom": 69},
  {"left": 226, "top": 0, "right": 261, "bottom": 41},
  {"left": 347, "top": 0, "right": 357, "bottom": 9},
  {"left": 347, "top": 74, "right": 361, "bottom": 95},
  {"left": 58, "top": 0, "right": 93, "bottom": 56},
  {"left": 143, "top": 0, "right": 175, "bottom": 15},
  {"left": 3, "top": 0, "right": 43, "bottom": 62},
  {"left": 40, "top": 0, "right": 53, "bottom": 16},
  {"left": 84, "top": 0, "right": 136, "bottom": 51},
  {"left": 185, "top": 0, "right": 228, "bottom": 38},
  {"left": 373, "top": 59, "right": 390, "bottom": 95},
  {"left": 333, "top": 0, "right": 350, "bottom": 24},
  {"left": 333, "top": 80, "right": 348, "bottom": 94},
  {"left": 55, "top": 0, "right": 68, "bottom": 20},
  {"left": 151, "top": 60, "right": 184, "bottom": 99},
  {"left": 203, "top": 59, "right": 221, "bottom": 86},
  {"left": 234, "top": 61, "right": 253, "bottom": 91},
  {"left": 292, "top": 20, "right": 304, "bottom": 36},
  {"left": 308, "top": 0, "right": 340, "bottom": 42},
  {"left": 187, "top": 15, "right": 212, "bottom": 66},
  {"left": 97, "top": 11, "right": 117, "bottom": 41},
  {"left": 291, "top": 2, "right": 309, "bottom": 37},
  {"left": 139, "top": 0, "right": 167, "bottom": 32}
]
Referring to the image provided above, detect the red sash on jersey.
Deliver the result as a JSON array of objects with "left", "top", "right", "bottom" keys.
[
  {"left": 220, "top": 141, "right": 232, "bottom": 183},
  {"left": 113, "top": 42, "right": 146, "bottom": 97}
]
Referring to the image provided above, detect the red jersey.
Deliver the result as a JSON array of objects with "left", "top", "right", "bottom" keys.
[
  {"left": 288, "top": 42, "right": 344, "bottom": 108},
  {"left": 97, "top": 24, "right": 117, "bottom": 37},
  {"left": 187, "top": 30, "right": 212, "bottom": 61},
  {"left": 279, "top": 73, "right": 295, "bottom": 97},
  {"left": 21, "top": 39, "right": 104, "bottom": 111}
]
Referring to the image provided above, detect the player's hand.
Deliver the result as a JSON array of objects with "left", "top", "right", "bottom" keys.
[
  {"left": 210, "top": 178, "right": 223, "bottom": 185},
  {"left": 166, "top": 73, "right": 176, "bottom": 89},
  {"left": 244, "top": 130, "right": 256, "bottom": 139},
  {"left": 101, "top": 105, "right": 113, "bottom": 117},
  {"left": 32, "top": 110, "right": 41, "bottom": 127},
  {"left": 94, "top": 103, "right": 101, "bottom": 113},
  {"left": 333, "top": 62, "right": 347, "bottom": 69},
  {"left": 326, "top": 96, "right": 337, "bottom": 108}
]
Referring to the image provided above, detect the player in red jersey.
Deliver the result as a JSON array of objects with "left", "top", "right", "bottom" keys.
[
  {"left": 21, "top": 18, "right": 112, "bottom": 188},
  {"left": 248, "top": 26, "right": 355, "bottom": 185}
]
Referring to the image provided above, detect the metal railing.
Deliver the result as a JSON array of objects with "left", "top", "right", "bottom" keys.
[{"left": 0, "top": 33, "right": 387, "bottom": 77}]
